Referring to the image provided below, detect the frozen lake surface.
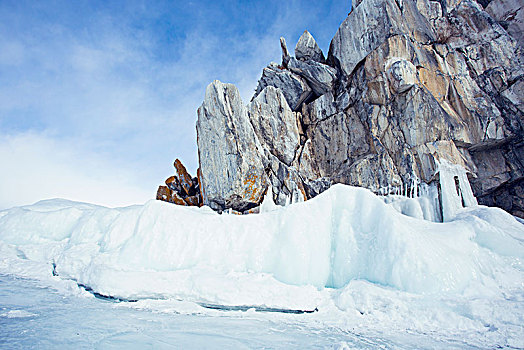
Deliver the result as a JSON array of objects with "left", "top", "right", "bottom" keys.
[
  {"left": 0, "top": 274, "right": 379, "bottom": 349},
  {"left": 0, "top": 274, "right": 488, "bottom": 349}
]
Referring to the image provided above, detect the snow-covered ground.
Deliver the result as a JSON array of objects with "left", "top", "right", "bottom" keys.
[{"left": 0, "top": 184, "right": 523, "bottom": 348}]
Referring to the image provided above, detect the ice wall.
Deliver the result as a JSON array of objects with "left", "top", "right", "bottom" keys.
[{"left": 1, "top": 184, "right": 522, "bottom": 304}]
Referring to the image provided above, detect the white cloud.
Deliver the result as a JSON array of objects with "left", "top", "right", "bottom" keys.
[{"left": 0, "top": 132, "right": 152, "bottom": 209}]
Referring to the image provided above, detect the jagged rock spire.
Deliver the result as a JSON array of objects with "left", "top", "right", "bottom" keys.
[
  {"left": 280, "top": 37, "right": 290, "bottom": 67},
  {"left": 295, "top": 30, "right": 325, "bottom": 63},
  {"left": 196, "top": 80, "right": 267, "bottom": 212}
]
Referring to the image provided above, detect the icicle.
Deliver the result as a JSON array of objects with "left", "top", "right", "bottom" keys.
[{"left": 260, "top": 186, "right": 279, "bottom": 213}]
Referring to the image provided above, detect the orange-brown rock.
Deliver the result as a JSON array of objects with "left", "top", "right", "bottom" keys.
[
  {"left": 165, "top": 176, "right": 176, "bottom": 186},
  {"left": 174, "top": 159, "right": 193, "bottom": 196},
  {"left": 243, "top": 207, "right": 260, "bottom": 215},
  {"left": 171, "top": 191, "right": 188, "bottom": 206},
  {"left": 297, "top": 181, "right": 308, "bottom": 202},
  {"left": 157, "top": 161, "right": 202, "bottom": 207},
  {"left": 156, "top": 186, "right": 171, "bottom": 201},
  {"left": 184, "top": 195, "right": 200, "bottom": 207},
  {"left": 197, "top": 167, "right": 204, "bottom": 205}
]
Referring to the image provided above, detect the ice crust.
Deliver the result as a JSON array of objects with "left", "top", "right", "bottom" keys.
[
  {"left": 1, "top": 184, "right": 522, "bottom": 295},
  {"left": 0, "top": 184, "right": 523, "bottom": 347}
]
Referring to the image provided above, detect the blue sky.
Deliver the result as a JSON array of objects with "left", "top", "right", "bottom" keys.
[{"left": 0, "top": 0, "right": 351, "bottom": 208}]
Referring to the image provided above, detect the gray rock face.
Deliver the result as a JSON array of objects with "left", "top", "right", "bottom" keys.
[
  {"left": 445, "top": 1, "right": 516, "bottom": 77},
  {"left": 303, "top": 177, "right": 332, "bottom": 198},
  {"left": 249, "top": 86, "right": 300, "bottom": 166},
  {"left": 352, "top": 0, "right": 363, "bottom": 10},
  {"left": 387, "top": 59, "right": 417, "bottom": 93},
  {"left": 280, "top": 37, "right": 291, "bottom": 67},
  {"left": 287, "top": 57, "right": 337, "bottom": 97},
  {"left": 308, "top": 111, "right": 371, "bottom": 179},
  {"left": 294, "top": 139, "right": 320, "bottom": 182},
  {"left": 170, "top": 0, "right": 524, "bottom": 219},
  {"left": 265, "top": 153, "right": 307, "bottom": 206},
  {"left": 345, "top": 152, "right": 402, "bottom": 193},
  {"left": 196, "top": 80, "right": 267, "bottom": 212},
  {"left": 484, "top": 0, "right": 524, "bottom": 48},
  {"left": 253, "top": 63, "right": 312, "bottom": 111},
  {"left": 416, "top": 0, "right": 442, "bottom": 20},
  {"left": 295, "top": 30, "right": 325, "bottom": 63},
  {"left": 302, "top": 92, "right": 337, "bottom": 125},
  {"left": 328, "top": 0, "right": 435, "bottom": 76}
]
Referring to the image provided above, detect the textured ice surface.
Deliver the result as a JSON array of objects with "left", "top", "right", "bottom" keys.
[
  {"left": 0, "top": 184, "right": 523, "bottom": 348},
  {"left": 0, "top": 275, "right": 392, "bottom": 349},
  {"left": 3, "top": 274, "right": 494, "bottom": 349}
]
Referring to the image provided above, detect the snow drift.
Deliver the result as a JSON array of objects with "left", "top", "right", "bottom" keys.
[{"left": 1, "top": 184, "right": 522, "bottom": 302}]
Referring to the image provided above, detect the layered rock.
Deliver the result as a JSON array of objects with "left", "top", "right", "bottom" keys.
[
  {"left": 252, "top": 62, "right": 312, "bottom": 111},
  {"left": 196, "top": 81, "right": 268, "bottom": 212},
  {"left": 483, "top": 0, "right": 524, "bottom": 49},
  {"left": 253, "top": 33, "right": 336, "bottom": 112},
  {"left": 328, "top": 0, "right": 435, "bottom": 77},
  {"left": 249, "top": 86, "right": 300, "bottom": 166},
  {"left": 287, "top": 57, "right": 337, "bottom": 97},
  {"left": 161, "top": 0, "right": 523, "bottom": 218},
  {"left": 320, "top": 0, "right": 522, "bottom": 217},
  {"left": 295, "top": 30, "right": 326, "bottom": 63}
]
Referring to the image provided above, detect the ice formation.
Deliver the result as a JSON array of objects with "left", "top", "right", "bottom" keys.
[
  {"left": 0, "top": 184, "right": 523, "bottom": 347},
  {"left": 259, "top": 186, "right": 279, "bottom": 213},
  {"left": 381, "top": 161, "right": 479, "bottom": 223},
  {"left": 382, "top": 184, "right": 441, "bottom": 222},
  {"left": 438, "top": 160, "right": 478, "bottom": 221},
  {"left": 0, "top": 184, "right": 522, "bottom": 294}
]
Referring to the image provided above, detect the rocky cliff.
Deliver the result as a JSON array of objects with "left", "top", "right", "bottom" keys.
[{"left": 159, "top": 0, "right": 523, "bottom": 219}]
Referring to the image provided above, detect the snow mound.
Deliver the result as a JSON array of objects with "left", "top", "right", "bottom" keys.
[{"left": 1, "top": 184, "right": 522, "bottom": 305}]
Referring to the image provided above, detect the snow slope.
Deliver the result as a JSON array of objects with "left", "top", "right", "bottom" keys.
[{"left": 1, "top": 184, "right": 523, "bottom": 348}]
